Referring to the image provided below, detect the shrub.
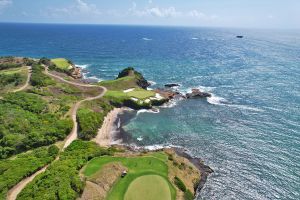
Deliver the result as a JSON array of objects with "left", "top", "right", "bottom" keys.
[
  {"left": 17, "top": 140, "right": 111, "bottom": 200},
  {"left": 174, "top": 176, "right": 186, "bottom": 192},
  {"left": 184, "top": 190, "right": 194, "bottom": 200}
]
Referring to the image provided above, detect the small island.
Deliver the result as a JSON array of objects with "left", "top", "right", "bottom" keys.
[{"left": 0, "top": 56, "right": 212, "bottom": 200}]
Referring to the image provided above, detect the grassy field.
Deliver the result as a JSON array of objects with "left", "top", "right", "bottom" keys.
[
  {"left": 83, "top": 155, "right": 176, "bottom": 200},
  {"left": 0, "top": 66, "right": 28, "bottom": 95},
  {"left": 124, "top": 175, "right": 171, "bottom": 200},
  {"left": 99, "top": 76, "right": 137, "bottom": 90},
  {"left": 104, "top": 89, "right": 155, "bottom": 100},
  {"left": 51, "top": 58, "right": 72, "bottom": 70}
]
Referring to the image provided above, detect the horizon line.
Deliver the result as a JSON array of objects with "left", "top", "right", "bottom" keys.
[{"left": 0, "top": 21, "right": 299, "bottom": 31}]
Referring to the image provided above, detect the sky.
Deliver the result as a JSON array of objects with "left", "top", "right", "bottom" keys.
[{"left": 0, "top": 0, "right": 299, "bottom": 29}]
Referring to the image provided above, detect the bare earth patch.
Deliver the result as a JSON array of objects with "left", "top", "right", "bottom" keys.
[{"left": 80, "top": 163, "right": 127, "bottom": 200}]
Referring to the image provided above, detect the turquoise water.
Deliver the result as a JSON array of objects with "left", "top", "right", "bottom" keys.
[{"left": 0, "top": 23, "right": 299, "bottom": 199}]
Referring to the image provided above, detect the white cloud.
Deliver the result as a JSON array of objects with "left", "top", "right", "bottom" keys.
[
  {"left": 128, "top": 2, "right": 217, "bottom": 21},
  {"left": 44, "top": 0, "right": 101, "bottom": 18},
  {"left": 0, "top": 0, "right": 12, "bottom": 11},
  {"left": 129, "top": 2, "right": 181, "bottom": 18},
  {"left": 188, "top": 10, "right": 218, "bottom": 20}
]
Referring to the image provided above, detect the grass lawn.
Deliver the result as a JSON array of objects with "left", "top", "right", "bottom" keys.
[
  {"left": 127, "top": 88, "right": 155, "bottom": 99},
  {"left": 51, "top": 58, "right": 72, "bottom": 70},
  {"left": 99, "top": 76, "right": 137, "bottom": 90},
  {"left": 124, "top": 175, "right": 171, "bottom": 200},
  {"left": 105, "top": 89, "right": 155, "bottom": 101},
  {"left": 83, "top": 155, "right": 176, "bottom": 200}
]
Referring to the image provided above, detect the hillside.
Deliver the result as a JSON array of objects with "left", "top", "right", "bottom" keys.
[{"left": 0, "top": 56, "right": 205, "bottom": 200}]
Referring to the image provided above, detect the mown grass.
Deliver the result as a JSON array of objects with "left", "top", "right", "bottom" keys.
[
  {"left": 127, "top": 88, "right": 155, "bottom": 99},
  {"left": 105, "top": 89, "right": 155, "bottom": 100},
  {"left": 51, "top": 58, "right": 71, "bottom": 70},
  {"left": 83, "top": 155, "right": 176, "bottom": 200},
  {"left": 124, "top": 175, "right": 171, "bottom": 200}
]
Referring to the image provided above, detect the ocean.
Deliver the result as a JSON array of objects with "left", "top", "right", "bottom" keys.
[{"left": 0, "top": 23, "right": 299, "bottom": 200}]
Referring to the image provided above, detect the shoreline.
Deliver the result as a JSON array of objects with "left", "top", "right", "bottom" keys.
[
  {"left": 93, "top": 108, "right": 125, "bottom": 146},
  {"left": 97, "top": 106, "right": 213, "bottom": 195}
]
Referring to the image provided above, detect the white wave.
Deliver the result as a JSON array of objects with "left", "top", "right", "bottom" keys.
[
  {"left": 228, "top": 104, "right": 264, "bottom": 112},
  {"left": 75, "top": 64, "right": 89, "bottom": 69},
  {"left": 207, "top": 95, "right": 227, "bottom": 105},
  {"left": 191, "top": 37, "right": 199, "bottom": 40},
  {"left": 137, "top": 136, "right": 143, "bottom": 141},
  {"left": 160, "top": 99, "right": 178, "bottom": 108},
  {"left": 181, "top": 85, "right": 215, "bottom": 95},
  {"left": 148, "top": 80, "right": 156, "bottom": 86},
  {"left": 82, "top": 73, "right": 102, "bottom": 82},
  {"left": 143, "top": 144, "right": 183, "bottom": 151},
  {"left": 142, "top": 37, "right": 152, "bottom": 41},
  {"left": 137, "top": 108, "right": 160, "bottom": 115}
]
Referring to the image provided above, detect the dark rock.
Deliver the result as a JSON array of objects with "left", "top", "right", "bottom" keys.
[
  {"left": 117, "top": 67, "right": 150, "bottom": 89},
  {"left": 236, "top": 35, "right": 244, "bottom": 38},
  {"left": 165, "top": 83, "right": 180, "bottom": 88},
  {"left": 186, "top": 89, "right": 211, "bottom": 98}
]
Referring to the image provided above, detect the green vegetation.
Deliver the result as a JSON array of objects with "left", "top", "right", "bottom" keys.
[
  {"left": 30, "top": 64, "right": 55, "bottom": 87},
  {"left": 124, "top": 175, "right": 171, "bottom": 200},
  {"left": 0, "top": 145, "right": 59, "bottom": 199},
  {"left": 84, "top": 155, "right": 176, "bottom": 200},
  {"left": 0, "top": 92, "right": 72, "bottom": 158},
  {"left": 0, "top": 56, "right": 34, "bottom": 70},
  {"left": 99, "top": 76, "right": 137, "bottom": 90},
  {"left": 18, "top": 140, "right": 112, "bottom": 200},
  {"left": 127, "top": 88, "right": 155, "bottom": 99},
  {"left": 51, "top": 58, "right": 72, "bottom": 70},
  {"left": 174, "top": 176, "right": 187, "bottom": 192},
  {"left": 3, "top": 92, "right": 47, "bottom": 113},
  {"left": 77, "top": 100, "right": 113, "bottom": 140},
  {"left": 184, "top": 189, "right": 194, "bottom": 200},
  {"left": 0, "top": 68, "right": 27, "bottom": 94}
]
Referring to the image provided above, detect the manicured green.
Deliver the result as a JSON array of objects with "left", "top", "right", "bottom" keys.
[
  {"left": 17, "top": 140, "right": 113, "bottom": 200},
  {"left": 124, "top": 175, "right": 171, "bottom": 200},
  {"left": 0, "top": 145, "right": 58, "bottom": 199},
  {"left": 51, "top": 58, "right": 72, "bottom": 70},
  {"left": 84, "top": 155, "right": 176, "bottom": 200},
  {"left": 127, "top": 88, "right": 155, "bottom": 99}
]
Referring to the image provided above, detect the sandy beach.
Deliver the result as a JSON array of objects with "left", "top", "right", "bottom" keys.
[{"left": 93, "top": 108, "right": 124, "bottom": 146}]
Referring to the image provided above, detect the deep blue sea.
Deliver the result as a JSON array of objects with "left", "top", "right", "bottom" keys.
[{"left": 0, "top": 23, "right": 299, "bottom": 200}]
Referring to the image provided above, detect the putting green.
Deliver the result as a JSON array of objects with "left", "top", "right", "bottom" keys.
[{"left": 124, "top": 175, "right": 171, "bottom": 200}]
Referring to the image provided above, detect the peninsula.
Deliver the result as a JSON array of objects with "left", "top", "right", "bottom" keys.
[{"left": 0, "top": 56, "right": 212, "bottom": 200}]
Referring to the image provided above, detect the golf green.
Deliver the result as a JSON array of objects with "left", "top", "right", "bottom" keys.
[{"left": 124, "top": 175, "right": 172, "bottom": 200}]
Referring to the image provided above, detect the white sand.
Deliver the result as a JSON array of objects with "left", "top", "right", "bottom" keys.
[{"left": 93, "top": 108, "right": 124, "bottom": 146}]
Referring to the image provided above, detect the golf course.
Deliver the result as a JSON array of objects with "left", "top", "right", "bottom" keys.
[{"left": 83, "top": 153, "right": 177, "bottom": 200}]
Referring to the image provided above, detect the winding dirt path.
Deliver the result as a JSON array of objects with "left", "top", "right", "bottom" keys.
[
  {"left": 44, "top": 67, "right": 107, "bottom": 149},
  {"left": 6, "top": 68, "right": 106, "bottom": 200},
  {"left": 12, "top": 66, "right": 32, "bottom": 92}
]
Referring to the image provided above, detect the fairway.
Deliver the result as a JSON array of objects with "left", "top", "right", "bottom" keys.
[
  {"left": 51, "top": 58, "right": 72, "bottom": 70},
  {"left": 83, "top": 155, "right": 176, "bottom": 200},
  {"left": 124, "top": 175, "right": 171, "bottom": 200}
]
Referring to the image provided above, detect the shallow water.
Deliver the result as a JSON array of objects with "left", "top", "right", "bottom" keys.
[{"left": 1, "top": 23, "right": 299, "bottom": 200}]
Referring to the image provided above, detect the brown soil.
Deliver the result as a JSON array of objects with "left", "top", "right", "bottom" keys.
[{"left": 80, "top": 163, "right": 127, "bottom": 200}]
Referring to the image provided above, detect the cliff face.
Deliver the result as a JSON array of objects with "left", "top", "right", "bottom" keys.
[{"left": 117, "top": 67, "right": 150, "bottom": 89}]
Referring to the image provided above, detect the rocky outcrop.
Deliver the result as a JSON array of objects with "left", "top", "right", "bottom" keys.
[
  {"left": 186, "top": 89, "right": 211, "bottom": 98},
  {"left": 117, "top": 67, "right": 150, "bottom": 89},
  {"left": 165, "top": 83, "right": 180, "bottom": 88},
  {"left": 70, "top": 67, "right": 82, "bottom": 79}
]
